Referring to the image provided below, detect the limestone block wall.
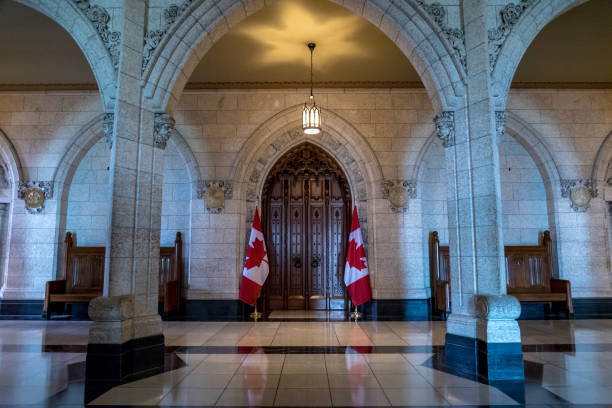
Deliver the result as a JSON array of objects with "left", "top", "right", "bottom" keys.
[
  {"left": 0, "top": 91, "right": 101, "bottom": 299},
  {"left": 66, "top": 139, "right": 110, "bottom": 246}
]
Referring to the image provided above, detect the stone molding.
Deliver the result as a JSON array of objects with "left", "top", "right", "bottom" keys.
[
  {"left": 607, "top": 201, "right": 612, "bottom": 217},
  {"left": 381, "top": 179, "right": 417, "bottom": 213},
  {"left": 415, "top": 1, "right": 466, "bottom": 71},
  {"left": 88, "top": 295, "right": 134, "bottom": 322},
  {"left": 488, "top": 0, "right": 535, "bottom": 73},
  {"left": 143, "top": 1, "right": 195, "bottom": 73},
  {"left": 72, "top": 0, "right": 121, "bottom": 71},
  {"left": 17, "top": 181, "right": 54, "bottom": 214},
  {"left": 197, "top": 180, "right": 233, "bottom": 213},
  {"left": 153, "top": 113, "right": 175, "bottom": 149},
  {"left": 495, "top": 111, "right": 507, "bottom": 142},
  {"left": 560, "top": 178, "right": 598, "bottom": 212},
  {"left": 103, "top": 113, "right": 114, "bottom": 149},
  {"left": 433, "top": 111, "right": 455, "bottom": 148},
  {"left": 475, "top": 295, "right": 521, "bottom": 321}
]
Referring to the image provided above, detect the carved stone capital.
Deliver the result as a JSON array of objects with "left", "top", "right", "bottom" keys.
[
  {"left": 381, "top": 180, "right": 416, "bottom": 213},
  {"left": 560, "top": 178, "right": 598, "bottom": 212},
  {"left": 475, "top": 295, "right": 521, "bottom": 321},
  {"left": 18, "top": 181, "right": 54, "bottom": 214},
  {"left": 153, "top": 113, "right": 175, "bottom": 149},
  {"left": 72, "top": 0, "right": 121, "bottom": 70},
  {"left": 495, "top": 111, "right": 507, "bottom": 142},
  {"left": 198, "top": 180, "right": 233, "bottom": 213},
  {"left": 488, "top": 0, "right": 535, "bottom": 73},
  {"left": 433, "top": 111, "right": 455, "bottom": 147},
  {"left": 103, "top": 113, "right": 114, "bottom": 149}
]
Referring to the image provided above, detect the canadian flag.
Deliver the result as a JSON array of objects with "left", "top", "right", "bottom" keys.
[
  {"left": 239, "top": 207, "right": 269, "bottom": 306},
  {"left": 344, "top": 206, "right": 372, "bottom": 306}
]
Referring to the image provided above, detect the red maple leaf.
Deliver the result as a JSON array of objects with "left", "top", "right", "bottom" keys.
[
  {"left": 244, "top": 238, "right": 267, "bottom": 269},
  {"left": 346, "top": 240, "right": 367, "bottom": 270}
]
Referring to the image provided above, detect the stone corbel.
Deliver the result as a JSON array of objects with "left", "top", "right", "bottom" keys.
[
  {"left": 198, "top": 180, "right": 233, "bottom": 213},
  {"left": 18, "top": 181, "right": 54, "bottom": 214},
  {"left": 475, "top": 294, "right": 521, "bottom": 343},
  {"left": 560, "top": 179, "right": 598, "bottom": 212},
  {"left": 153, "top": 114, "right": 175, "bottom": 149},
  {"left": 433, "top": 111, "right": 455, "bottom": 147},
  {"left": 382, "top": 180, "right": 416, "bottom": 213},
  {"left": 103, "top": 113, "right": 114, "bottom": 149}
]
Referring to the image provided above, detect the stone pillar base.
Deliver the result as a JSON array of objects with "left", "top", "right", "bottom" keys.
[
  {"left": 84, "top": 296, "right": 165, "bottom": 403},
  {"left": 444, "top": 295, "right": 525, "bottom": 381}
]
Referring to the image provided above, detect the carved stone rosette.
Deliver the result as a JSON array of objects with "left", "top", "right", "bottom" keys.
[
  {"left": 72, "top": 0, "right": 121, "bottom": 70},
  {"left": 103, "top": 113, "right": 114, "bottom": 149},
  {"left": 18, "top": 181, "right": 54, "bottom": 214},
  {"left": 153, "top": 114, "right": 175, "bottom": 149},
  {"left": 198, "top": 180, "right": 233, "bottom": 213},
  {"left": 488, "top": 0, "right": 535, "bottom": 73},
  {"left": 560, "top": 179, "right": 598, "bottom": 212},
  {"left": 433, "top": 111, "right": 455, "bottom": 148},
  {"left": 382, "top": 180, "right": 417, "bottom": 213}
]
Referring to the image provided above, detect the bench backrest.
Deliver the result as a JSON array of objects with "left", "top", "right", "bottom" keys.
[
  {"left": 429, "top": 230, "right": 554, "bottom": 295},
  {"left": 62, "top": 232, "right": 105, "bottom": 295},
  {"left": 159, "top": 232, "right": 183, "bottom": 292},
  {"left": 505, "top": 231, "right": 554, "bottom": 294}
]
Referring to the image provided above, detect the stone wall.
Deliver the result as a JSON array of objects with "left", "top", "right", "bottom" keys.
[{"left": 0, "top": 88, "right": 610, "bottom": 300}]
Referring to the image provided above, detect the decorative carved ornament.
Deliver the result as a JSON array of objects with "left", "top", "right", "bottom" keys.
[
  {"left": 488, "top": 0, "right": 535, "bottom": 73},
  {"left": 560, "top": 179, "right": 598, "bottom": 212},
  {"left": 153, "top": 114, "right": 175, "bottom": 149},
  {"left": 198, "top": 180, "right": 233, "bottom": 213},
  {"left": 475, "top": 294, "right": 521, "bottom": 321},
  {"left": 495, "top": 111, "right": 507, "bottom": 142},
  {"left": 103, "top": 113, "right": 114, "bottom": 149},
  {"left": 18, "top": 181, "right": 53, "bottom": 214},
  {"left": 72, "top": 0, "right": 121, "bottom": 71},
  {"left": 416, "top": 1, "right": 466, "bottom": 71},
  {"left": 143, "top": 1, "right": 196, "bottom": 73},
  {"left": 433, "top": 111, "right": 455, "bottom": 148},
  {"left": 382, "top": 180, "right": 417, "bottom": 213}
]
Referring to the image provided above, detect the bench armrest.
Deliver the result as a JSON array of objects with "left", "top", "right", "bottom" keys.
[
  {"left": 435, "top": 280, "right": 451, "bottom": 313},
  {"left": 163, "top": 279, "right": 181, "bottom": 314},
  {"left": 43, "top": 280, "right": 66, "bottom": 313},
  {"left": 550, "top": 279, "right": 574, "bottom": 314}
]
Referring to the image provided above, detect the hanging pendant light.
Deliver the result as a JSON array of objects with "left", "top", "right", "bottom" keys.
[{"left": 302, "top": 42, "right": 321, "bottom": 135}]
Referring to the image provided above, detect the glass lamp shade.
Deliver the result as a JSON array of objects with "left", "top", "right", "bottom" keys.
[{"left": 302, "top": 100, "right": 321, "bottom": 135}]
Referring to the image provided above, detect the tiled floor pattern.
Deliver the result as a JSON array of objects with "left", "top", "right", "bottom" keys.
[{"left": 1, "top": 319, "right": 612, "bottom": 406}]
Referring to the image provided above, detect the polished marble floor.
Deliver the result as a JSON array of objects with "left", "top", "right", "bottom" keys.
[{"left": 2, "top": 318, "right": 612, "bottom": 406}]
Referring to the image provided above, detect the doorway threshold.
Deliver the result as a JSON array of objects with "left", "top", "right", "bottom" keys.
[{"left": 267, "top": 310, "right": 346, "bottom": 321}]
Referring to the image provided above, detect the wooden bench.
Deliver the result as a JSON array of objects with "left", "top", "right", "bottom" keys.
[
  {"left": 43, "top": 232, "right": 104, "bottom": 319},
  {"left": 429, "top": 230, "right": 574, "bottom": 316},
  {"left": 43, "top": 232, "right": 184, "bottom": 319}
]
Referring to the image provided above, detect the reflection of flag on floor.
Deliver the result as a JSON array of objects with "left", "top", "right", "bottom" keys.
[
  {"left": 239, "top": 207, "right": 269, "bottom": 306},
  {"left": 344, "top": 206, "right": 372, "bottom": 306}
]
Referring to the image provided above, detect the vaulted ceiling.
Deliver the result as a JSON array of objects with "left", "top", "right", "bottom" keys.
[{"left": 0, "top": 0, "right": 610, "bottom": 88}]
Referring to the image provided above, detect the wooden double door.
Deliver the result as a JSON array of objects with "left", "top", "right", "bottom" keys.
[{"left": 262, "top": 144, "right": 351, "bottom": 311}]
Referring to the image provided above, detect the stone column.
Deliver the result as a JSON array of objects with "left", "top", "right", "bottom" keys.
[
  {"left": 440, "top": 0, "right": 523, "bottom": 382},
  {"left": 85, "top": 0, "right": 173, "bottom": 402}
]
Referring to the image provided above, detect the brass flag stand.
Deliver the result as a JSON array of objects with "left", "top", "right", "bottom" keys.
[{"left": 349, "top": 304, "right": 362, "bottom": 322}]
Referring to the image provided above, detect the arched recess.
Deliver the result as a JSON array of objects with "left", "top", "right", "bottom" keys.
[
  {"left": 52, "top": 114, "right": 201, "bottom": 280},
  {"left": 142, "top": 0, "right": 465, "bottom": 114},
  {"left": 12, "top": 0, "right": 117, "bottom": 110},
  {"left": 0, "top": 129, "right": 23, "bottom": 298},
  {"left": 415, "top": 112, "right": 564, "bottom": 276},
  {"left": 231, "top": 105, "right": 384, "bottom": 283},
  {"left": 491, "top": 0, "right": 588, "bottom": 108},
  {"left": 591, "top": 129, "right": 612, "bottom": 187}
]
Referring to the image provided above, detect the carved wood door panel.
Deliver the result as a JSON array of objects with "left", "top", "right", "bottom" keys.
[{"left": 262, "top": 144, "right": 351, "bottom": 311}]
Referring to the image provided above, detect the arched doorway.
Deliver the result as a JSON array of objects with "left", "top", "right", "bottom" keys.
[{"left": 262, "top": 143, "right": 351, "bottom": 311}]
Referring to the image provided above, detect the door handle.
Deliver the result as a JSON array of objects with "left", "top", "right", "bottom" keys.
[{"left": 311, "top": 253, "right": 321, "bottom": 268}]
